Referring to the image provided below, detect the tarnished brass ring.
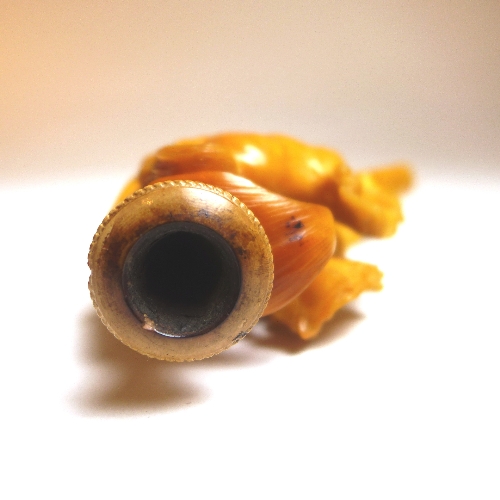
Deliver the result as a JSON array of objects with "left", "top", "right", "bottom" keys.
[{"left": 88, "top": 180, "right": 274, "bottom": 361}]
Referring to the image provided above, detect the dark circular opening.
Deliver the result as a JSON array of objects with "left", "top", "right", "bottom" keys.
[{"left": 122, "top": 222, "right": 242, "bottom": 338}]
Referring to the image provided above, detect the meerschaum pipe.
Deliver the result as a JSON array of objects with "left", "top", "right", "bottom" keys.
[{"left": 89, "top": 133, "right": 411, "bottom": 361}]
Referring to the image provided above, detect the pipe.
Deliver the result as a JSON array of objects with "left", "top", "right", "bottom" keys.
[{"left": 88, "top": 133, "right": 411, "bottom": 361}]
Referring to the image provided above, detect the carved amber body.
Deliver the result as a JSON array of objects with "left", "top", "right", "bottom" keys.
[{"left": 89, "top": 133, "right": 411, "bottom": 360}]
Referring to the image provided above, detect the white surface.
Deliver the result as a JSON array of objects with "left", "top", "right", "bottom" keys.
[
  {"left": 1, "top": 173, "right": 499, "bottom": 499},
  {"left": 1, "top": 1, "right": 500, "bottom": 498}
]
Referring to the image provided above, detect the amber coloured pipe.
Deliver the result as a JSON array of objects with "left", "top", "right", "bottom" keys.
[{"left": 88, "top": 133, "right": 411, "bottom": 361}]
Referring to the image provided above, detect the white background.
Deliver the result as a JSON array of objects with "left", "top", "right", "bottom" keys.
[{"left": 1, "top": 1, "right": 499, "bottom": 498}]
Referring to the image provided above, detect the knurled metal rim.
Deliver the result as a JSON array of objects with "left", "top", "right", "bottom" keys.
[{"left": 88, "top": 180, "right": 274, "bottom": 361}]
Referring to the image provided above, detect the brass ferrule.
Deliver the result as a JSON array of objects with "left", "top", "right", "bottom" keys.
[{"left": 88, "top": 180, "right": 273, "bottom": 361}]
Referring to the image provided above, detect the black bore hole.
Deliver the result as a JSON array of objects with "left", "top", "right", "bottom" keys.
[{"left": 122, "top": 222, "right": 242, "bottom": 338}]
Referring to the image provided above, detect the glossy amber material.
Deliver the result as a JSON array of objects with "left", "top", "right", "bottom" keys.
[
  {"left": 89, "top": 132, "right": 411, "bottom": 360},
  {"left": 138, "top": 133, "right": 412, "bottom": 237}
]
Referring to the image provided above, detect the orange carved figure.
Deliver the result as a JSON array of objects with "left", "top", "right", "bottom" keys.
[{"left": 89, "top": 133, "right": 412, "bottom": 360}]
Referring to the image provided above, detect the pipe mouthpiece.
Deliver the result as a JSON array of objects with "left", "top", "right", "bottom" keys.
[{"left": 88, "top": 181, "right": 273, "bottom": 361}]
